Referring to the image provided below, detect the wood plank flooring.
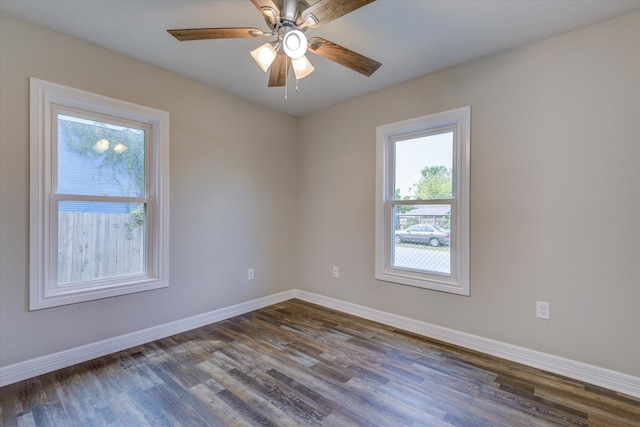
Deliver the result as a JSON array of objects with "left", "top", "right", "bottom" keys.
[{"left": 1, "top": 299, "right": 639, "bottom": 426}]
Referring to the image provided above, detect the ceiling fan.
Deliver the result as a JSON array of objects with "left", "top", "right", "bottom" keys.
[{"left": 167, "top": 0, "right": 382, "bottom": 88}]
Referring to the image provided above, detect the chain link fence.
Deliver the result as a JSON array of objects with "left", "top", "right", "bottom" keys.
[{"left": 392, "top": 205, "right": 451, "bottom": 275}]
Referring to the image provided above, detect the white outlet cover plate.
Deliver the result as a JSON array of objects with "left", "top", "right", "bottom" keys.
[{"left": 536, "top": 301, "right": 550, "bottom": 320}]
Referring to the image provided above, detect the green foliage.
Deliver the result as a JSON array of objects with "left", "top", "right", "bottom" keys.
[
  {"left": 59, "top": 118, "right": 145, "bottom": 197},
  {"left": 127, "top": 203, "right": 145, "bottom": 237},
  {"left": 440, "top": 215, "right": 451, "bottom": 229},
  {"left": 59, "top": 118, "right": 146, "bottom": 231},
  {"left": 414, "top": 165, "right": 452, "bottom": 200},
  {"left": 395, "top": 188, "right": 413, "bottom": 213}
]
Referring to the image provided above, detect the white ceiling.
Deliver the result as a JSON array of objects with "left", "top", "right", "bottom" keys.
[{"left": 2, "top": 0, "right": 639, "bottom": 116}]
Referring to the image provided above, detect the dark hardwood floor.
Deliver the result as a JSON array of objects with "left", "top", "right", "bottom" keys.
[{"left": 1, "top": 299, "right": 639, "bottom": 426}]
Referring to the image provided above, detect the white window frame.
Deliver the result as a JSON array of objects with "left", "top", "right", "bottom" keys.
[
  {"left": 375, "top": 106, "right": 470, "bottom": 295},
  {"left": 29, "top": 78, "right": 170, "bottom": 310}
]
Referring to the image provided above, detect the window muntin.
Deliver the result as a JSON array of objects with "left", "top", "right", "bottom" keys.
[
  {"left": 376, "top": 107, "right": 470, "bottom": 295},
  {"left": 30, "top": 78, "right": 169, "bottom": 310}
]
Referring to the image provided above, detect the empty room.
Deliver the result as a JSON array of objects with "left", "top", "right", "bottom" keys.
[{"left": 1, "top": 0, "right": 639, "bottom": 425}]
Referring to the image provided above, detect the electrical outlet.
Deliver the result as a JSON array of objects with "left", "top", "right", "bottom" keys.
[
  {"left": 248, "top": 268, "right": 254, "bottom": 280},
  {"left": 536, "top": 301, "right": 550, "bottom": 320},
  {"left": 332, "top": 266, "right": 339, "bottom": 278}
]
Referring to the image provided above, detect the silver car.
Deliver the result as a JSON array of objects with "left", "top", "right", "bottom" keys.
[{"left": 394, "top": 224, "right": 450, "bottom": 246}]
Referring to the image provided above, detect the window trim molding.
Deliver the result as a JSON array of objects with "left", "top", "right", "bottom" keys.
[
  {"left": 29, "top": 77, "right": 170, "bottom": 310},
  {"left": 375, "top": 106, "right": 470, "bottom": 295}
]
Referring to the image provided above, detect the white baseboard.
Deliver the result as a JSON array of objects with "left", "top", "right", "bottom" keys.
[
  {"left": 293, "top": 290, "right": 640, "bottom": 398},
  {"left": 2, "top": 288, "right": 638, "bottom": 399},
  {"left": 0, "top": 290, "right": 295, "bottom": 387}
]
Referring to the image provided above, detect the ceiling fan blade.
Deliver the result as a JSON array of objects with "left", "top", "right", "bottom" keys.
[
  {"left": 168, "top": 28, "right": 266, "bottom": 41},
  {"left": 308, "top": 37, "right": 381, "bottom": 76},
  {"left": 301, "top": 0, "right": 375, "bottom": 26},
  {"left": 268, "top": 54, "right": 289, "bottom": 87},
  {"left": 250, "top": 0, "right": 282, "bottom": 27}
]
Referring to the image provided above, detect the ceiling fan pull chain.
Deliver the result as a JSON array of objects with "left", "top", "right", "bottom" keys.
[{"left": 285, "top": 56, "right": 288, "bottom": 101}]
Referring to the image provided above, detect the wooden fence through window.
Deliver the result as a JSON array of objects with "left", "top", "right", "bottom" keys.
[{"left": 57, "top": 212, "right": 144, "bottom": 284}]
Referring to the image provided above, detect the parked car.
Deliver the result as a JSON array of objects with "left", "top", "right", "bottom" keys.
[{"left": 394, "top": 224, "right": 450, "bottom": 246}]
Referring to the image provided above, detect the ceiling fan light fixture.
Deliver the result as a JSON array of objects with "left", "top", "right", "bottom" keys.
[
  {"left": 292, "top": 55, "right": 314, "bottom": 79},
  {"left": 282, "top": 29, "right": 307, "bottom": 59},
  {"left": 250, "top": 42, "right": 278, "bottom": 72}
]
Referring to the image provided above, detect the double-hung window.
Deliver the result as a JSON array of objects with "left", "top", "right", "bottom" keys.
[
  {"left": 29, "top": 78, "right": 170, "bottom": 310},
  {"left": 375, "top": 107, "right": 470, "bottom": 295}
]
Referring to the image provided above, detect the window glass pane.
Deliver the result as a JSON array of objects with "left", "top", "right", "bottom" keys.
[
  {"left": 58, "top": 201, "right": 146, "bottom": 286},
  {"left": 392, "top": 204, "right": 451, "bottom": 275},
  {"left": 394, "top": 132, "right": 453, "bottom": 200},
  {"left": 57, "top": 114, "right": 145, "bottom": 197}
]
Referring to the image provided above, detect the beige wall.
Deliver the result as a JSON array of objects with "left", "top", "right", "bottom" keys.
[
  {"left": 0, "top": 14, "right": 297, "bottom": 366},
  {"left": 296, "top": 11, "right": 640, "bottom": 376}
]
